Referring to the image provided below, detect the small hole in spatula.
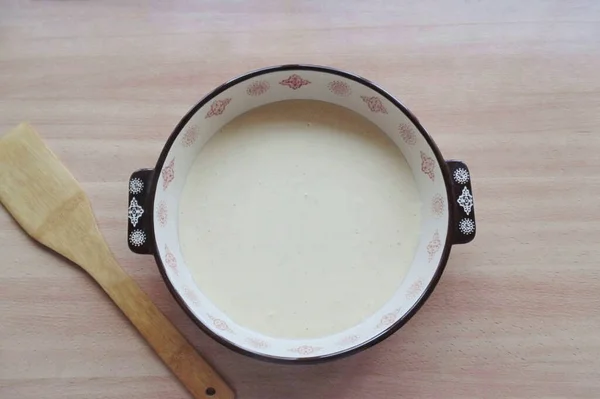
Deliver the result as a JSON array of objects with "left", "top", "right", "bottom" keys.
[{"left": 206, "top": 387, "right": 216, "bottom": 396}]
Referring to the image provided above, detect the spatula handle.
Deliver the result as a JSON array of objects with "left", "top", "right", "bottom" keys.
[{"left": 87, "top": 245, "right": 235, "bottom": 399}]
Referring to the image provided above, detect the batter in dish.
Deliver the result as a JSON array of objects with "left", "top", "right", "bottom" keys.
[{"left": 179, "top": 100, "right": 421, "bottom": 339}]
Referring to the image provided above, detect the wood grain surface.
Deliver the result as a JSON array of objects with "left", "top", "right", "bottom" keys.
[{"left": 1, "top": 1, "right": 599, "bottom": 398}]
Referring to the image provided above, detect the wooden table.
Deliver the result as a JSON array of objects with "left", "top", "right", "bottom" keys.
[{"left": 2, "top": 1, "right": 599, "bottom": 398}]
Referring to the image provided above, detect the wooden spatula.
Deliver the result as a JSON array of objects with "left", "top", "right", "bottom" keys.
[{"left": 0, "top": 123, "right": 235, "bottom": 399}]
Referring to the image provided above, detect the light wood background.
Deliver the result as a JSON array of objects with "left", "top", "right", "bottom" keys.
[{"left": 1, "top": 1, "right": 599, "bottom": 398}]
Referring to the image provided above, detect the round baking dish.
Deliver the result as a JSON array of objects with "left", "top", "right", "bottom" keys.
[{"left": 126, "top": 64, "right": 476, "bottom": 363}]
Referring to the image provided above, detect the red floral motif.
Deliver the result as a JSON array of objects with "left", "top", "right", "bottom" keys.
[
  {"left": 406, "top": 279, "right": 424, "bottom": 300},
  {"left": 289, "top": 345, "right": 321, "bottom": 355},
  {"left": 431, "top": 194, "right": 445, "bottom": 218},
  {"left": 399, "top": 123, "right": 417, "bottom": 145},
  {"left": 162, "top": 158, "right": 175, "bottom": 190},
  {"left": 279, "top": 74, "right": 311, "bottom": 90},
  {"left": 420, "top": 151, "right": 435, "bottom": 181},
  {"left": 327, "top": 80, "right": 351, "bottom": 97},
  {"left": 247, "top": 337, "right": 270, "bottom": 349},
  {"left": 164, "top": 245, "right": 178, "bottom": 275},
  {"left": 338, "top": 335, "right": 361, "bottom": 346},
  {"left": 182, "top": 286, "right": 200, "bottom": 305},
  {"left": 427, "top": 230, "right": 441, "bottom": 262},
  {"left": 246, "top": 80, "right": 270, "bottom": 96},
  {"left": 157, "top": 201, "right": 168, "bottom": 227},
  {"left": 205, "top": 98, "right": 232, "bottom": 118},
  {"left": 208, "top": 314, "right": 235, "bottom": 333},
  {"left": 376, "top": 308, "right": 402, "bottom": 329},
  {"left": 361, "top": 96, "right": 388, "bottom": 114},
  {"left": 182, "top": 125, "right": 199, "bottom": 147}
]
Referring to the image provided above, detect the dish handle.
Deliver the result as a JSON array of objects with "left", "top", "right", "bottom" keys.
[
  {"left": 447, "top": 160, "right": 476, "bottom": 244},
  {"left": 127, "top": 168, "right": 155, "bottom": 254}
]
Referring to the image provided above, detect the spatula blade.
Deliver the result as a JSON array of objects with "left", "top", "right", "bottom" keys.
[{"left": 0, "top": 123, "right": 98, "bottom": 259}]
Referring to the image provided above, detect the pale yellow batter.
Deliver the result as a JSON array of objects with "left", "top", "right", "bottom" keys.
[{"left": 179, "top": 100, "right": 421, "bottom": 339}]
